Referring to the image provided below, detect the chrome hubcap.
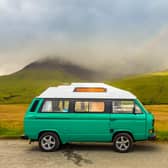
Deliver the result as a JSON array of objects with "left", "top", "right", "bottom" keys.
[
  {"left": 115, "top": 136, "right": 130, "bottom": 151},
  {"left": 41, "top": 135, "right": 56, "bottom": 150}
]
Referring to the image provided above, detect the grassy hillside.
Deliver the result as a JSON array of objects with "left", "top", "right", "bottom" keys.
[
  {"left": 0, "top": 69, "right": 81, "bottom": 104},
  {"left": 0, "top": 57, "right": 168, "bottom": 105},
  {"left": 108, "top": 71, "right": 168, "bottom": 104},
  {"left": 0, "top": 58, "right": 101, "bottom": 104},
  {"left": 0, "top": 60, "right": 90, "bottom": 104}
]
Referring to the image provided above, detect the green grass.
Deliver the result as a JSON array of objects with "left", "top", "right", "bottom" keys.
[
  {"left": 0, "top": 69, "right": 82, "bottom": 104},
  {"left": 1, "top": 69, "right": 168, "bottom": 104},
  {"left": 156, "top": 131, "right": 168, "bottom": 141},
  {"left": 108, "top": 71, "right": 168, "bottom": 105},
  {"left": 0, "top": 104, "right": 27, "bottom": 138},
  {"left": 0, "top": 126, "right": 23, "bottom": 138}
]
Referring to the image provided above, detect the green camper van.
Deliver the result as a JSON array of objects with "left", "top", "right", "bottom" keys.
[{"left": 24, "top": 83, "right": 156, "bottom": 153}]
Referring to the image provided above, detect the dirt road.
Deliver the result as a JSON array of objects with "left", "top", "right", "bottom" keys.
[{"left": 0, "top": 140, "right": 167, "bottom": 168}]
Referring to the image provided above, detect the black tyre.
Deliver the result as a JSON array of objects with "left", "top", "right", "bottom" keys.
[
  {"left": 113, "top": 133, "right": 133, "bottom": 153},
  {"left": 39, "top": 132, "right": 61, "bottom": 152}
]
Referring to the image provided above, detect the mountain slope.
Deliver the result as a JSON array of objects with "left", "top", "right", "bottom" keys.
[
  {"left": 0, "top": 58, "right": 97, "bottom": 104},
  {"left": 9, "top": 58, "right": 97, "bottom": 80},
  {"left": 0, "top": 57, "right": 168, "bottom": 104},
  {"left": 108, "top": 71, "right": 168, "bottom": 104}
]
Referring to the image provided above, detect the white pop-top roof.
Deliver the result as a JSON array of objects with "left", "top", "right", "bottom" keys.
[{"left": 38, "top": 83, "right": 136, "bottom": 99}]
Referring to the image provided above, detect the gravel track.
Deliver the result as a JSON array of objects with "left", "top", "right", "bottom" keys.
[{"left": 0, "top": 140, "right": 167, "bottom": 168}]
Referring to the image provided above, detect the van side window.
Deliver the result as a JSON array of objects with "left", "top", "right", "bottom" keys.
[
  {"left": 30, "top": 100, "right": 39, "bottom": 112},
  {"left": 135, "top": 104, "right": 142, "bottom": 114},
  {"left": 112, "top": 100, "right": 134, "bottom": 113},
  {"left": 41, "top": 100, "right": 69, "bottom": 112},
  {"left": 75, "top": 101, "right": 105, "bottom": 113}
]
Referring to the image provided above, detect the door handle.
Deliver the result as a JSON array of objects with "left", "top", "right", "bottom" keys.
[{"left": 110, "top": 129, "right": 114, "bottom": 133}]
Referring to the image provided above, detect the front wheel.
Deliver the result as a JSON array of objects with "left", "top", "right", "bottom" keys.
[
  {"left": 113, "top": 133, "right": 133, "bottom": 153},
  {"left": 39, "top": 132, "right": 61, "bottom": 152}
]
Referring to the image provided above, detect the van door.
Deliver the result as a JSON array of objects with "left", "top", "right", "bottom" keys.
[
  {"left": 34, "top": 99, "right": 71, "bottom": 142},
  {"left": 66, "top": 100, "right": 112, "bottom": 142},
  {"left": 110, "top": 100, "right": 146, "bottom": 140}
]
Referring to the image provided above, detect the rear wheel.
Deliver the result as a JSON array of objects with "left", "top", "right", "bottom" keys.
[
  {"left": 39, "top": 132, "right": 61, "bottom": 152},
  {"left": 113, "top": 133, "right": 133, "bottom": 153}
]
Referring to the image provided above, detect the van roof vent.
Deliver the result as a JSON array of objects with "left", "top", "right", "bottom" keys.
[{"left": 74, "top": 87, "right": 107, "bottom": 92}]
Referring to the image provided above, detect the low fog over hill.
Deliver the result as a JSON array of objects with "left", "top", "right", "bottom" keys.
[{"left": 8, "top": 57, "right": 103, "bottom": 81}]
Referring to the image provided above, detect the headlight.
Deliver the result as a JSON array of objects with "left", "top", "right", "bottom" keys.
[{"left": 149, "top": 129, "right": 154, "bottom": 134}]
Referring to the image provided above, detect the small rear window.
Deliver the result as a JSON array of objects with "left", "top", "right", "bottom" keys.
[{"left": 30, "top": 100, "right": 39, "bottom": 112}]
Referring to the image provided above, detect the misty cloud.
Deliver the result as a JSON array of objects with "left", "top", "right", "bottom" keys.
[{"left": 0, "top": 0, "right": 168, "bottom": 76}]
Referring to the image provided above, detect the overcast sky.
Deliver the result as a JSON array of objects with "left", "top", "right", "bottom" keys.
[{"left": 0, "top": 0, "right": 168, "bottom": 75}]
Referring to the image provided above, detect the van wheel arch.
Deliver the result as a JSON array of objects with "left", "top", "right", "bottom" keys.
[
  {"left": 112, "top": 131, "right": 135, "bottom": 142},
  {"left": 112, "top": 132, "right": 134, "bottom": 153},
  {"left": 38, "top": 131, "right": 61, "bottom": 152},
  {"left": 38, "top": 131, "right": 61, "bottom": 142}
]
